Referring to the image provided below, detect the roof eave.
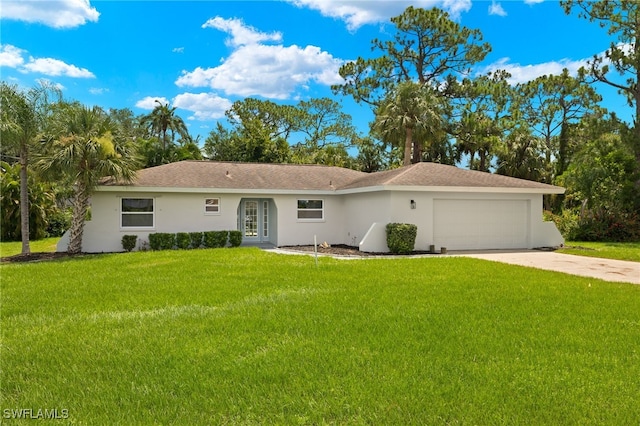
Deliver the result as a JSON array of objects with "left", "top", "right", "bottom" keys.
[
  {"left": 97, "top": 184, "right": 565, "bottom": 195},
  {"left": 96, "top": 185, "right": 340, "bottom": 195},
  {"left": 336, "top": 185, "right": 565, "bottom": 195}
]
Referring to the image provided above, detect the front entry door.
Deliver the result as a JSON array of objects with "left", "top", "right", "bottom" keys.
[{"left": 241, "top": 199, "right": 269, "bottom": 243}]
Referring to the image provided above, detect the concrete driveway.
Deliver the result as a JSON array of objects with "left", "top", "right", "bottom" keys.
[{"left": 459, "top": 251, "right": 640, "bottom": 284}]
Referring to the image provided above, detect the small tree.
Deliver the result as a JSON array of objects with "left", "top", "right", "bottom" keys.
[{"left": 36, "top": 104, "right": 139, "bottom": 254}]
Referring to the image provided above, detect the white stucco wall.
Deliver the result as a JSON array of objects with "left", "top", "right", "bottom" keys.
[
  {"left": 273, "top": 194, "right": 346, "bottom": 246},
  {"left": 58, "top": 187, "right": 563, "bottom": 253},
  {"left": 342, "top": 191, "right": 392, "bottom": 248},
  {"left": 347, "top": 190, "right": 563, "bottom": 252},
  {"left": 61, "top": 191, "right": 240, "bottom": 253}
]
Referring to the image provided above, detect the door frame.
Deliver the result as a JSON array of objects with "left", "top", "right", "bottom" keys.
[{"left": 239, "top": 198, "right": 271, "bottom": 244}]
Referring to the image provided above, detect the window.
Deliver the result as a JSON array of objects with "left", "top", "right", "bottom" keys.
[
  {"left": 205, "top": 198, "right": 220, "bottom": 214},
  {"left": 121, "top": 198, "right": 154, "bottom": 228},
  {"left": 297, "top": 199, "right": 324, "bottom": 220}
]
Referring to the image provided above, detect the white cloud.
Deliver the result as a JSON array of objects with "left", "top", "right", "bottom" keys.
[
  {"left": 524, "top": 0, "right": 544, "bottom": 4},
  {"left": 135, "top": 97, "right": 170, "bottom": 110},
  {"left": 177, "top": 44, "right": 343, "bottom": 99},
  {"left": 172, "top": 92, "right": 232, "bottom": 120},
  {"left": 1, "top": 44, "right": 95, "bottom": 78},
  {"left": 89, "top": 87, "right": 108, "bottom": 95},
  {"left": 172, "top": 47, "right": 185, "bottom": 54},
  {"left": 478, "top": 56, "right": 589, "bottom": 84},
  {"left": 287, "top": 0, "right": 471, "bottom": 31},
  {"left": 489, "top": 1, "right": 507, "bottom": 17},
  {"left": 176, "top": 17, "right": 343, "bottom": 99},
  {"left": 22, "top": 57, "right": 95, "bottom": 78},
  {"left": 0, "top": 44, "right": 25, "bottom": 68},
  {"left": 1, "top": 0, "right": 99, "bottom": 28},
  {"left": 202, "top": 16, "right": 282, "bottom": 47}
]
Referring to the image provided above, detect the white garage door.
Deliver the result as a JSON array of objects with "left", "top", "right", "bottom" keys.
[{"left": 433, "top": 199, "right": 529, "bottom": 250}]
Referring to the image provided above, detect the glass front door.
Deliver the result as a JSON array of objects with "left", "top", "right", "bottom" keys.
[
  {"left": 241, "top": 199, "right": 269, "bottom": 243},
  {"left": 244, "top": 200, "right": 258, "bottom": 238}
]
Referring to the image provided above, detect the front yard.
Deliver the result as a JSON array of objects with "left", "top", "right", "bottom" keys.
[{"left": 1, "top": 248, "right": 639, "bottom": 424}]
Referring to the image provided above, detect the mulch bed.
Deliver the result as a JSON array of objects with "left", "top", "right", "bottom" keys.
[
  {"left": 1, "top": 252, "right": 87, "bottom": 264},
  {"left": 279, "top": 244, "right": 434, "bottom": 257},
  {"left": 2, "top": 244, "right": 435, "bottom": 264}
]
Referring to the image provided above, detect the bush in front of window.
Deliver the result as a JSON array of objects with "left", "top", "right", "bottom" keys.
[
  {"left": 148, "top": 233, "right": 176, "bottom": 250},
  {"left": 203, "top": 230, "right": 228, "bottom": 248},
  {"left": 189, "top": 232, "right": 203, "bottom": 249},
  {"left": 148, "top": 233, "right": 160, "bottom": 250},
  {"left": 176, "top": 232, "right": 190, "bottom": 249},
  {"left": 386, "top": 223, "right": 417, "bottom": 254},
  {"left": 121, "top": 235, "right": 138, "bottom": 252},
  {"left": 229, "top": 230, "right": 242, "bottom": 247}
]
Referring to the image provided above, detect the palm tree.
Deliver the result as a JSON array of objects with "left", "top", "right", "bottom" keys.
[
  {"left": 36, "top": 104, "right": 140, "bottom": 254},
  {"left": 373, "top": 81, "right": 442, "bottom": 166},
  {"left": 140, "top": 100, "right": 189, "bottom": 151},
  {"left": 0, "top": 82, "right": 60, "bottom": 255}
]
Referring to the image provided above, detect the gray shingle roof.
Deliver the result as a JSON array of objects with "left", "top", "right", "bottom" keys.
[
  {"left": 106, "top": 161, "right": 365, "bottom": 191},
  {"left": 102, "top": 160, "right": 564, "bottom": 193},
  {"left": 340, "top": 162, "right": 563, "bottom": 191}
]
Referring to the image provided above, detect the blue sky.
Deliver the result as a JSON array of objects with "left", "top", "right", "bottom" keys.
[{"left": 0, "top": 0, "right": 630, "bottom": 143}]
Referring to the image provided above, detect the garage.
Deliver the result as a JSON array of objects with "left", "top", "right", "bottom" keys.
[{"left": 433, "top": 199, "right": 529, "bottom": 250}]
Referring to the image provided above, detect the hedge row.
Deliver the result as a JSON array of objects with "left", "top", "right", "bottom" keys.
[{"left": 122, "top": 230, "right": 243, "bottom": 252}]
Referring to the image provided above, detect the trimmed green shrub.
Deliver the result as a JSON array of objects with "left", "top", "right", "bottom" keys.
[
  {"left": 149, "top": 233, "right": 176, "bottom": 250},
  {"left": 148, "top": 233, "right": 161, "bottom": 251},
  {"left": 229, "top": 230, "right": 242, "bottom": 247},
  {"left": 386, "top": 223, "right": 417, "bottom": 254},
  {"left": 203, "top": 230, "right": 228, "bottom": 248},
  {"left": 189, "top": 232, "right": 203, "bottom": 249},
  {"left": 121, "top": 235, "right": 138, "bottom": 252},
  {"left": 46, "top": 208, "right": 72, "bottom": 238},
  {"left": 176, "top": 232, "right": 190, "bottom": 249}
]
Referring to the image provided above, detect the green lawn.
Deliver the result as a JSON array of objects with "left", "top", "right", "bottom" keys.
[
  {"left": 0, "top": 237, "right": 59, "bottom": 258},
  {"left": 1, "top": 248, "right": 639, "bottom": 424},
  {"left": 559, "top": 241, "right": 640, "bottom": 262}
]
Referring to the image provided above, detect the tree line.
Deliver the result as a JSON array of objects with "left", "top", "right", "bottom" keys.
[{"left": 2, "top": 1, "right": 639, "bottom": 256}]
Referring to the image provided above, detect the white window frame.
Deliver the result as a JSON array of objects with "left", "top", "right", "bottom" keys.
[
  {"left": 121, "top": 198, "right": 155, "bottom": 229},
  {"left": 297, "top": 199, "right": 324, "bottom": 221},
  {"left": 204, "top": 198, "right": 221, "bottom": 215}
]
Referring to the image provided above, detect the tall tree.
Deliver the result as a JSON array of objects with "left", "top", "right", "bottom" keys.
[
  {"left": 204, "top": 97, "right": 358, "bottom": 165},
  {"left": 372, "top": 81, "right": 443, "bottom": 165},
  {"left": 333, "top": 6, "right": 491, "bottom": 165},
  {"left": 561, "top": 0, "right": 640, "bottom": 165},
  {"left": 0, "top": 82, "right": 60, "bottom": 255},
  {"left": 334, "top": 6, "right": 491, "bottom": 105},
  {"left": 516, "top": 68, "right": 602, "bottom": 179},
  {"left": 296, "top": 98, "right": 357, "bottom": 150},
  {"left": 140, "top": 100, "right": 188, "bottom": 151},
  {"left": 36, "top": 104, "right": 140, "bottom": 254},
  {"left": 452, "top": 71, "right": 513, "bottom": 171}
]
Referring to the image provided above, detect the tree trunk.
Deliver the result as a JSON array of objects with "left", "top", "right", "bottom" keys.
[
  {"left": 411, "top": 138, "right": 422, "bottom": 164},
  {"left": 404, "top": 126, "right": 413, "bottom": 166},
  {"left": 479, "top": 150, "right": 487, "bottom": 172},
  {"left": 67, "top": 183, "right": 90, "bottom": 254},
  {"left": 19, "top": 141, "right": 30, "bottom": 255}
]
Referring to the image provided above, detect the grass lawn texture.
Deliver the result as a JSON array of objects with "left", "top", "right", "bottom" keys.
[
  {"left": 559, "top": 241, "right": 640, "bottom": 262},
  {"left": 0, "top": 237, "right": 59, "bottom": 258},
  {"left": 2, "top": 248, "right": 639, "bottom": 424}
]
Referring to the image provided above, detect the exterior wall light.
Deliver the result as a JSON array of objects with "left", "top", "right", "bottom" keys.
[{"left": 410, "top": 199, "right": 416, "bottom": 209}]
